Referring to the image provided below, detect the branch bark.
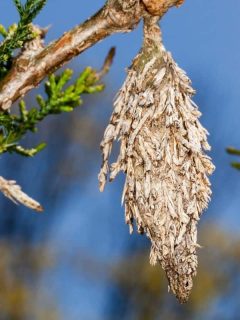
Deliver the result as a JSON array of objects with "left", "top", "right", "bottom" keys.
[
  {"left": 0, "top": 0, "right": 184, "bottom": 111},
  {"left": 142, "top": 0, "right": 184, "bottom": 16}
]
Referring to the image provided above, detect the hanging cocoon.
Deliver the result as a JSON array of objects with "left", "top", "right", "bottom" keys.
[{"left": 99, "top": 17, "right": 215, "bottom": 302}]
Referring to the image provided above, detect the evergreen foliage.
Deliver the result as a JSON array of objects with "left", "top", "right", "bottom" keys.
[
  {"left": 226, "top": 147, "right": 240, "bottom": 170},
  {"left": 0, "top": 0, "right": 106, "bottom": 158},
  {"left": 0, "top": 0, "right": 47, "bottom": 79},
  {"left": 0, "top": 67, "right": 104, "bottom": 157}
]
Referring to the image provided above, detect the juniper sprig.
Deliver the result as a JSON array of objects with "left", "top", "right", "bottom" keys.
[
  {"left": 0, "top": 67, "right": 104, "bottom": 157},
  {"left": 0, "top": 0, "right": 47, "bottom": 79},
  {"left": 226, "top": 147, "right": 240, "bottom": 169}
]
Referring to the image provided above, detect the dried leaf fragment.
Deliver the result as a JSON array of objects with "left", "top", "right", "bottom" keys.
[{"left": 0, "top": 176, "right": 43, "bottom": 212}]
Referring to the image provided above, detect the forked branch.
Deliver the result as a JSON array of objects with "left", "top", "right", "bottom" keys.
[{"left": 0, "top": 0, "right": 184, "bottom": 111}]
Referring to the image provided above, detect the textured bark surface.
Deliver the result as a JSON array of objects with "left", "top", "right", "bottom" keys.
[
  {"left": 99, "top": 17, "right": 214, "bottom": 302},
  {"left": 0, "top": 0, "right": 184, "bottom": 111},
  {"left": 142, "top": 0, "right": 184, "bottom": 16}
]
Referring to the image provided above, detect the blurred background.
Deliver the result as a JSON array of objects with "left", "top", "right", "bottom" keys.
[{"left": 1, "top": 0, "right": 240, "bottom": 319}]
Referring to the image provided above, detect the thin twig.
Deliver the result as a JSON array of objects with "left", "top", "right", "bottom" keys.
[{"left": 97, "top": 47, "right": 116, "bottom": 79}]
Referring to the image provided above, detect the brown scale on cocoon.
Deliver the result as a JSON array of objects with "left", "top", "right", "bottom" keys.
[{"left": 98, "top": 17, "right": 215, "bottom": 303}]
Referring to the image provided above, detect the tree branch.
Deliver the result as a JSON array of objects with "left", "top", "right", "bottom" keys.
[
  {"left": 0, "top": 0, "right": 184, "bottom": 111},
  {"left": 142, "top": 0, "right": 184, "bottom": 16}
]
